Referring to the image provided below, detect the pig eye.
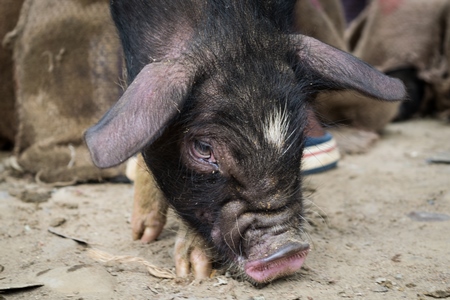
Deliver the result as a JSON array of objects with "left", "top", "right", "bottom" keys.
[{"left": 192, "top": 140, "right": 217, "bottom": 164}]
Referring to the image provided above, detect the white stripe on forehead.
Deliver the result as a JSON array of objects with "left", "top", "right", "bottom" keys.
[{"left": 263, "top": 107, "right": 290, "bottom": 149}]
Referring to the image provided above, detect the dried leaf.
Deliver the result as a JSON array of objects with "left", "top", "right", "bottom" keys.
[
  {"left": 47, "top": 227, "right": 89, "bottom": 246},
  {"left": 0, "top": 282, "right": 44, "bottom": 292}
]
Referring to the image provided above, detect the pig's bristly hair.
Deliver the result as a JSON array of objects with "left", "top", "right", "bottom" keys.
[
  {"left": 111, "top": 0, "right": 317, "bottom": 280},
  {"left": 139, "top": 1, "right": 312, "bottom": 266},
  {"left": 110, "top": 0, "right": 199, "bottom": 81},
  {"left": 86, "top": 0, "right": 406, "bottom": 284},
  {"left": 182, "top": 0, "right": 313, "bottom": 147}
]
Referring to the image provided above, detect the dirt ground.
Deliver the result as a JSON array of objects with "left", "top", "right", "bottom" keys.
[{"left": 0, "top": 118, "right": 449, "bottom": 300}]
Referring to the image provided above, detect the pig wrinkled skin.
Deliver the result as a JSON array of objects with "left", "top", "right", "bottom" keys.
[{"left": 85, "top": 0, "right": 405, "bottom": 284}]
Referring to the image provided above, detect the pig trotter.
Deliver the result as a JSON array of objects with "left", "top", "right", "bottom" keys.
[
  {"left": 131, "top": 154, "right": 168, "bottom": 243},
  {"left": 132, "top": 208, "right": 167, "bottom": 243},
  {"left": 174, "top": 222, "right": 213, "bottom": 279}
]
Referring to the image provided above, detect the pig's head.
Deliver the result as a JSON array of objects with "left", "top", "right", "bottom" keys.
[{"left": 85, "top": 1, "right": 405, "bottom": 284}]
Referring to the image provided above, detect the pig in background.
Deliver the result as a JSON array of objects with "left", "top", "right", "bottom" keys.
[{"left": 86, "top": 0, "right": 405, "bottom": 284}]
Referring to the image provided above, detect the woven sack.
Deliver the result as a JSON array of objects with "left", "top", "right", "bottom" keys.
[
  {"left": 6, "top": 0, "right": 125, "bottom": 183},
  {"left": 0, "top": 0, "right": 24, "bottom": 149},
  {"left": 346, "top": 0, "right": 450, "bottom": 118}
]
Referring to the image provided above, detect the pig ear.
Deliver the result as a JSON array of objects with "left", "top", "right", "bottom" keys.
[
  {"left": 85, "top": 61, "right": 194, "bottom": 168},
  {"left": 292, "top": 35, "right": 406, "bottom": 101}
]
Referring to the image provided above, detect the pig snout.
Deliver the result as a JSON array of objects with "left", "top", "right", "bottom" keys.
[
  {"left": 242, "top": 227, "right": 310, "bottom": 283},
  {"left": 210, "top": 194, "right": 310, "bottom": 283},
  {"left": 245, "top": 242, "right": 310, "bottom": 283}
]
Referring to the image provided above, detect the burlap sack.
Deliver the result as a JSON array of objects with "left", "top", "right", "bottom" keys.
[
  {"left": 5, "top": 0, "right": 126, "bottom": 183},
  {"left": 293, "top": 0, "right": 347, "bottom": 50},
  {"left": 340, "top": 0, "right": 368, "bottom": 24},
  {"left": 0, "top": 0, "right": 24, "bottom": 149},
  {"left": 292, "top": 0, "right": 400, "bottom": 132},
  {"left": 425, "top": 2, "right": 450, "bottom": 118},
  {"left": 346, "top": 0, "right": 450, "bottom": 118}
]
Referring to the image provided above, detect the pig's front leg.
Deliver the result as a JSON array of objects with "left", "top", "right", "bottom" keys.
[
  {"left": 131, "top": 154, "right": 168, "bottom": 243},
  {"left": 174, "top": 222, "right": 213, "bottom": 279},
  {"left": 130, "top": 155, "right": 213, "bottom": 279}
]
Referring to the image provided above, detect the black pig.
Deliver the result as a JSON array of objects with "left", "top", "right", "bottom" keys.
[{"left": 85, "top": 0, "right": 405, "bottom": 284}]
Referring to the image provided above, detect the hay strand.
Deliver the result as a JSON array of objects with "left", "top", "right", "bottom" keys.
[{"left": 88, "top": 248, "right": 175, "bottom": 279}]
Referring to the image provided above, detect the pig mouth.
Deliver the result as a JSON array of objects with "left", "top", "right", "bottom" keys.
[{"left": 244, "top": 242, "right": 310, "bottom": 284}]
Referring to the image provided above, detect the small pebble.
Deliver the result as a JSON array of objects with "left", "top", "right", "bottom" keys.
[
  {"left": 60, "top": 202, "right": 79, "bottom": 209},
  {"left": 375, "top": 278, "right": 386, "bottom": 284},
  {"left": 49, "top": 217, "right": 66, "bottom": 227},
  {"left": 11, "top": 188, "right": 52, "bottom": 203},
  {"left": 424, "top": 288, "right": 450, "bottom": 298},
  {"left": 408, "top": 211, "right": 450, "bottom": 222},
  {"left": 427, "top": 151, "right": 450, "bottom": 164},
  {"left": 213, "top": 277, "right": 228, "bottom": 287},
  {"left": 373, "top": 286, "right": 389, "bottom": 293}
]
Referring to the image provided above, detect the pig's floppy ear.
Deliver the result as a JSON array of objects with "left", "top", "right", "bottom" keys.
[
  {"left": 292, "top": 35, "right": 406, "bottom": 101},
  {"left": 85, "top": 61, "right": 194, "bottom": 168}
]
